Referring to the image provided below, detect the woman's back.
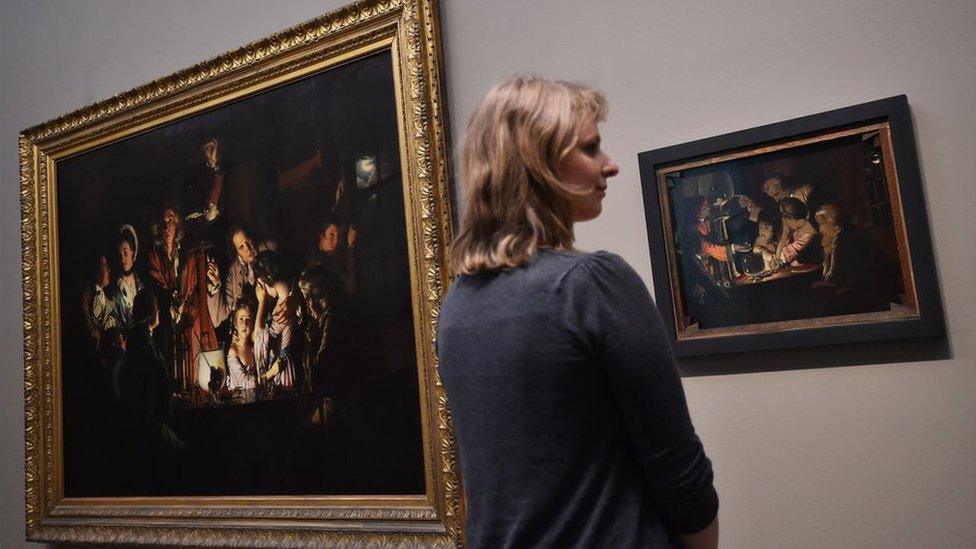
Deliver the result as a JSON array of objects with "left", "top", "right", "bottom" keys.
[{"left": 438, "top": 249, "right": 717, "bottom": 548}]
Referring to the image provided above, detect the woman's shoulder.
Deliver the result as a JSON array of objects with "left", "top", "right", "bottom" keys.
[
  {"left": 579, "top": 249, "right": 631, "bottom": 269},
  {"left": 445, "top": 250, "right": 640, "bottom": 301},
  {"left": 460, "top": 248, "right": 635, "bottom": 276},
  {"left": 537, "top": 248, "right": 629, "bottom": 272},
  {"left": 537, "top": 248, "right": 632, "bottom": 270},
  {"left": 557, "top": 250, "right": 643, "bottom": 291}
]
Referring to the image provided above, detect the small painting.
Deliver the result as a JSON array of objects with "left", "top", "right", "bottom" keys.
[{"left": 639, "top": 97, "right": 944, "bottom": 357}]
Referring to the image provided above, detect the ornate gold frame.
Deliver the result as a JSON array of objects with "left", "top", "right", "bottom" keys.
[{"left": 20, "top": 0, "right": 461, "bottom": 545}]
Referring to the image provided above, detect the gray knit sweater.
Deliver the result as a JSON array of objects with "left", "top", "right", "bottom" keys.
[{"left": 437, "top": 249, "right": 718, "bottom": 548}]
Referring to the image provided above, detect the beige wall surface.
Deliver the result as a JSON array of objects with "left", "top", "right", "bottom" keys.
[{"left": 2, "top": 1, "right": 974, "bottom": 547}]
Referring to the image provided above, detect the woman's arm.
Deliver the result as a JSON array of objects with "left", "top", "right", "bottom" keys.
[
  {"left": 255, "top": 280, "right": 268, "bottom": 331},
  {"left": 262, "top": 359, "right": 281, "bottom": 382},
  {"left": 570, "top": 252, "right": 719, "bottom": 539}
]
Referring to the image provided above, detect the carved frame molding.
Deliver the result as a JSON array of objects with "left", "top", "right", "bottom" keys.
[{"left": 20, "top": 0, "right": 460, "bottom": 545}]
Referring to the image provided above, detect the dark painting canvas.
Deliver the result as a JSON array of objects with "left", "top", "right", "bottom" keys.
[
  {"left": 57, "top": 51, "right": 425, "bottom": 497},
  {"left": 663, "top": 126, "right": 913, "bottom": 334}
]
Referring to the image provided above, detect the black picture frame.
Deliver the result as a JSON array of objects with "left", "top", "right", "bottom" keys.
[{"left": 638, "top": 95, "right": 945, "bottom": 358}]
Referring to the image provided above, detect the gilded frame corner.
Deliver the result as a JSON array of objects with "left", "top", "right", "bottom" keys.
[{"left": 20, "top": 0, "right": 461, "bottom": 545}]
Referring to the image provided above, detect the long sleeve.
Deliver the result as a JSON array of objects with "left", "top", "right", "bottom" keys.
[
  {"left": 567, "top": 252, "right": 718, "bottom": 534},
  {"left": 780, "top": 231, "right": 815, "bottom": 264}
]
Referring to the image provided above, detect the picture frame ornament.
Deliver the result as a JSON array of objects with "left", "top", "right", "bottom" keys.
[{"left": 20, "top": 0, "right": 462, "bottom": 545}]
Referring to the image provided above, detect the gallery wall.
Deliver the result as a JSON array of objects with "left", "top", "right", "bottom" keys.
[{"left": 2, "top": 1, "right": 974, "bottom": 547}]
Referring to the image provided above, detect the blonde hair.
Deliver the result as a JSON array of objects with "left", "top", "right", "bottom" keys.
[
  {"left": 814, "top": 203, "right": 842, "bottom": 225},
  {"left": 230, "top": 301, "right": 255, "bottom": 347},
  {"left": 450, "top": 76, "right": 608, "bottom": 275}
]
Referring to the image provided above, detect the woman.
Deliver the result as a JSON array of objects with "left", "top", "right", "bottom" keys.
[
  {"left": 226, "top": 301, "right": 258, "bottom": 392},
  {"left": 108, "top": 224, "right": 145, "bottom": 332},
  {"left": 252, "top": 250, "right": 299, "bottom": 390},
  {"left": 437, "top": 77, "right": 719, "bottom": 548}
]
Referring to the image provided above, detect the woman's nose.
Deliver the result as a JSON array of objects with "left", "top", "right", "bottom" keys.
[{"left": 604, "top": 159, "right": 620, "bottom": 177}]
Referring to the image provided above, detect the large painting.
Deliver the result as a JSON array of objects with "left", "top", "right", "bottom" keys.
[
  {"left": 60, "top": 49, "right": 424, "bottom": 497},
  {"left": 20, "top": 1, "right": 461, "bottom": 546},
  {"left": 639, "top": 96, "right": 945, "bottom": 357}
]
